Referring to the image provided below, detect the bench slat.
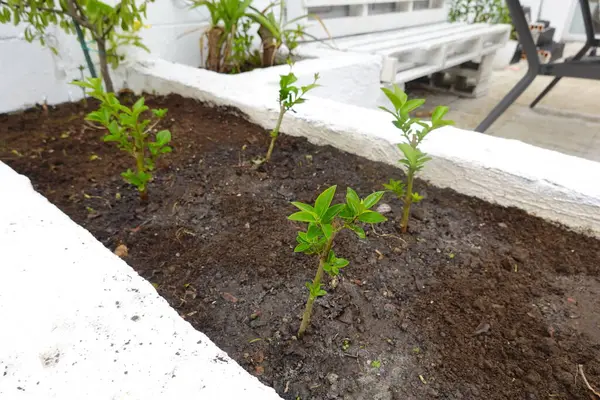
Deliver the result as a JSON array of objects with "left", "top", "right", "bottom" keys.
[
  {"left": 340, "top": 24, "right": 485, "bottom": 53},
  {"left": 376, "top": 24, "right": 508, "bottom": 56},
  {"left": 333, "top": 22, "right": 458, "bottom": 48}
]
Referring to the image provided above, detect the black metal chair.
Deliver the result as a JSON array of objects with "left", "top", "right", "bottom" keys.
[{"left": 476, "top": 0, "right": 600, "bottom": 133}]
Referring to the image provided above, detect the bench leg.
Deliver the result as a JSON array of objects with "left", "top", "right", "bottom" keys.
[
  {"left": 529, "top": 44, "right": 590, "bottom": 108},
  {"left": 529, "top": 77, "right": 561, "bottom": 108},
  {"left": 475, "top": 71, "right": 536, "bottom": 133}
]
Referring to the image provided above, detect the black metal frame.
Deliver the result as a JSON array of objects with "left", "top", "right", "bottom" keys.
[{"left": 475, "top": 0, "right": 600, "bottom": 133}]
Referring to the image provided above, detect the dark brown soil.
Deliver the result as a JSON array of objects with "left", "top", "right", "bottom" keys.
[{"left": 2, "top": 95, "right": 600, "bottom": 400}]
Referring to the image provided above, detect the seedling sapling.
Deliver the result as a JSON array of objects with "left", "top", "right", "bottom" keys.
[
  {"left": 73, "top": 77, "right": 172, "bottom": 201},
  {"left": 263, "top": 63, "right": 319, "bottom": 163},
  {"left": 289, "top": 185, "right": 387, "bottom": 338},
  {"left": 379, "top": 84, "right": 453, "bottom": 233}
]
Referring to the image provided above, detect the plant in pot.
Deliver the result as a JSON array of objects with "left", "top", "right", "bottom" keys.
[
  {"left": 190, "top": 0, "right": 252, "bottom": 72},
  {"left": 246, "top": 0, "right": 330, "bottom": 67}
]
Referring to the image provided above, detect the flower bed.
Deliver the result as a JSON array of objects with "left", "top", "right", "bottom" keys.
[{"left": 2, "top": 95, "right": 599, "bottom": 399}]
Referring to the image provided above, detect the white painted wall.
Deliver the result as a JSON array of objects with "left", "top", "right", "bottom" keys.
[{"left": 0, "top": 161, "right": 283, "bottom": 400}]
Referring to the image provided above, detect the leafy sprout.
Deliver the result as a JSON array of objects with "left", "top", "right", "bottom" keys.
[
  {"left": 289, "top": 185, "right": 387, "bottom": 338},
  {"left": 72, "top": 77, "right": 172, "bottom": 200},
  {"left": 379, "top": 84, "right": 453, "bottom": 233},
  {"left": 262, "top": 62, "right": 319, "bottom": 163}
]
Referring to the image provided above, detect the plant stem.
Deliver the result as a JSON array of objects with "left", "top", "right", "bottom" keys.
[
  {"left": 298, "top": 233, "right": 335, "bottom": 339},
  {"left": 265, "top": 104, "right": 286, "bottom": 162},
  {"left": 96, "top": 38, "right": 114, "bottom": 93},
  {"left": 135, "top": 150, "right": 147, "bottom": 202},
  {"left": 207, "top": 26, "right": 225, "bottom": 72},
  {"left": 400, "top": 169, "right": 414, "bottom": 233},
  {"left": 221, "top": 25, "right": 235, "bottom": 72}
]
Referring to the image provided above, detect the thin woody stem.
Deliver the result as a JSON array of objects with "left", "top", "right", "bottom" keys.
[{"left": 297, "top": 233, "right": 335, "bottom": 338}]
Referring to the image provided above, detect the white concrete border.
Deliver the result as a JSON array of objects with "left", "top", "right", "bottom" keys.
[
  {"left": 0, "top": 161, "right": 282, "bottom": 400},
  {"left": 126, "top": 57, "right": 600, "bottom": 237}
]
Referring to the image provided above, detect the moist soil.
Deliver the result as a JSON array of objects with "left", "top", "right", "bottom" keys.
[{"left": 2, "top": 95, "right": 600, "bottom": 400}]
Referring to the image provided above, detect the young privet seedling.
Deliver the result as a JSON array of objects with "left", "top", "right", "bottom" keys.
[
  {"left": 262, "top": 64, "right": 319, "bottom": 163},
  {"left": 380, "top": 84, "right": 453, "bottom": 233},
  {"left": 73, "top": 78, "right": 172, "bottom": 201},
  {"left": 289, "top": 185, "right": 387, "bottom": 338}
]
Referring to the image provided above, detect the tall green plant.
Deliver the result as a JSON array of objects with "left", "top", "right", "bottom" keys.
[
  {"left": 289, "top": 186, "right": 387, "bottom": 338},
  {"left": 379, "top": 85, "right": 453, "bottom": 233},
  {"left": 73, "top": 77, "right": 172, "bottom": 201},
  {"left": 0, "top": 0, "right": 153, "bottom": 93}
]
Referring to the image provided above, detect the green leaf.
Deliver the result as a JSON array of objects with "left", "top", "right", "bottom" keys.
[
  {"left": 398, "top": 143, "right": 418, "bottom": 165},
  {"left": 321, "top": 204, "right": 345, "bottom": 224},
  {"left": 132, "top": 97, "right": 146, "bottom": 113},
  {"left": 314, "top": 185, "right": 336, "bottom": 217},
  {"left": 378, "top": 106, "right": 398, "bottom": 118},
  {"left": 294, "top": 243, "right": 311, "bottom": 252},
  {"left": 333, "top": 257, "right": 349, "bottom": 268},
  {"left": 280, "top": 72, "right": 298, "bottom": 89},
  {"left": 401, "top": 98, "right": 426, "bottom": 115},
  {"left": 347, "top": 224, "right": 366, "bottom": 239},
  {"left": 363, "top": 191, "right": 385, "bottom": 210},
  {"left": 322, "top": 223, "right": 333, "bottom": 238},
  {"left": 156, "top": 130, "right": 171, "bottom": 145},
  {"left": 291, "top": 201, "right": 315, "bottom": 213},
  {"left": 357, "top": 211, "right": 387, "bottom": 224},
  {"left": 306, "top": 281, "right": 327, "bottom": 298},
  {"left": 346, "top": 188, "right": 361, "bottom": 215},
  {"left": 383, "top": 179, "right": 405, "bottom": 198},
  {"left": 297, "top": 232, "right": 308, "bottom": 242},
  {"left": 288, "top": 211, "right": 316, "bottom": 223},
  {"left": 381, "top": 86, "right": 406, "bottom": 111},
  {"left": 433, "top": 119, "right": 455, "bottom": 129},
  {"left": 411, "top": 192, "right": 424, "bottom": 203},
  {"left": 152, "top": 108, "right": 168, "bottom": 118},
  {"left": 306, "top": 223, "right": 322, "bottom": 240},
  {"left": 431, "top": 105, "right": 449, "bottom": 123}
]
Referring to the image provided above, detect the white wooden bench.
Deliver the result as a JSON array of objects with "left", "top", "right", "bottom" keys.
[{"left": 289, "top": 0, "right": 511, "bottom": 95}]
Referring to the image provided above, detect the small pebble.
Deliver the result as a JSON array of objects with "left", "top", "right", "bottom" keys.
[
  {"left": 376, "top": 203, "right": 392, "bottom": 214},
  {"left": 326, "top": 373, "right": 339, "bottom": 385}
]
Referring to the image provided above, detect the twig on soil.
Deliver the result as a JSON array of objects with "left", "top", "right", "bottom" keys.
[
  {"left": 83, "top": 120, "right": 105, "bottom": 130},
  {"left": 578, "top": 365, "right": 600, "bottom": 398},
  {"left": 129, "top": 217, "right": 154, "bottom": 233},
  {"left": 371, "top": 225, "right": 407, "bottom": 245},
  {"left": 175, "top": 227, "right": 196, "bottom": 242},
  {"left": 342, "top": 352, "right": 359, "bottom": 359},
  {"left": 257, "top": 287, "right": 274, "bottom": 304}
]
